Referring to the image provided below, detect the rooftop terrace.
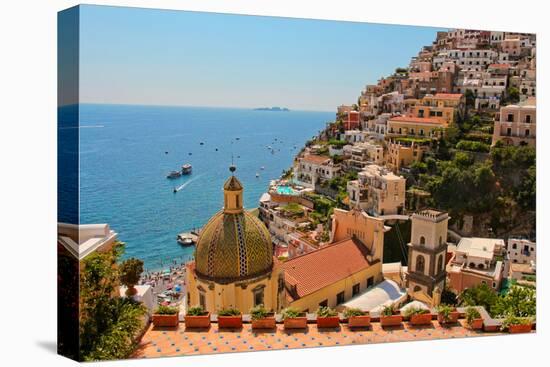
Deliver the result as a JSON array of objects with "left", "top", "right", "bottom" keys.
[{"left": 133, "top": 317, "right": 514, "bottom": 359}]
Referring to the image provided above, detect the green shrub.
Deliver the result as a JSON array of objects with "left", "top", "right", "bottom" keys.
[
  {"left": 381, "top": 305, "right": 395, "bottom": 317},
  {"left": 465, "top": 307, "right": 481, "bottom": 325},
  {"left": 186, "top": 306, "right": 207, "bottom": 316},
  {"left": 437, "top": 304, "right": 456, "bottom": 321},
  {"left": 344, "top": 308, "right": 367, "bottom": 318},
  {"left": 456, "top": 140, "right": 490, "bottom": 152},
  {"left": 250, "top": 305, "right": 271, "bottom": 320},
  {"left": 218, "top": 307, "right": 241, "bottom": 316},
  {"left": 282, "top": 307, "right": 304, "bottom": 319},
  {"left": 403, "top": 306, "right": 429, "bottom": 317},
  {"left": 154, "top": 305, "right": 179, "bottom": 315},
  {"left": 316, "top": 306, "right": 338, "bottom": 317},
  {"left": 500, "top": 315, "right": 532, "bottom": 331}
]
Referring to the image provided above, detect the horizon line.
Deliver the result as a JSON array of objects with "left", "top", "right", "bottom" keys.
[{"left": 59, "top": 101, "right": 336, "bottom": 113}]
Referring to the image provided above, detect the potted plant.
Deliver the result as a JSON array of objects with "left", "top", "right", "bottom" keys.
[
  {"left": 282, "top": 307, "right": 307, "bottom": 329},
  {"left": 152, "top": 305, "right": 179, "bottom": 327},
  {"left": 465, "top": 307, "right": 483, "bottom": 330},
  {"left": 119, "top": 258, "right": 144, "bottom": 296},
  {"left": 316, "top": 306, "right": 340, "bottom": 328},
  {"left": 250, "top": 305, "right": 276, "bottom": 329},
  {"left": 184, "top": 305, "right": 211, "bottom": 328},
  {"left": 217, "top": 307, "right": 243, "bottom": 329},
  {"left": 403, "top": 306, "right": 432, "bottom": 326},
  {"left": 344, "top": 308, "right": 370, "bottom": 328},
  {"left": 437, "top": 304, "right": 459, "bottom": 325},
  {"left": 501, "top": 315, "right": 533, "bottom": 334},
  {"left": 379, "top": 305, "right": 402, "bottom": 327}
]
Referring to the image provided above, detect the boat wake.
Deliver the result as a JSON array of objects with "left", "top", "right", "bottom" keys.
[{"left": 174, "top": 173, "right": 205, "bottom": 192}]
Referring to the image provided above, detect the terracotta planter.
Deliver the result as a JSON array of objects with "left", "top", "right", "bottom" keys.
[
  {"left": 380, "top": 314, "right": 403, "bottom": 327},
  {"left": 348, "top": 315, "right": 371, "bottom": 328},
  {"left": 251, "top": 314, "right": 276, "bottom": 330},
  {"left": 184, "top": 313, "right": 211, "bottom": 328},
  {"left": 409, "top": 313, "right": 432, "bottom": 326},
  {"left": 284, "top": 315, "right": 307, "bottom": 329},
  {"left": 438, "top": 311, "right": 459, "bottom": 325},
  {"left": 152, "top": 313, "right": 179, "bottom": 327},
  {"left": 317, "top": 316, "right": 340, "bottom": 328},
  {"left": 467, "top": 318, "right": 483, "bottom": 330},
  {"left": 509, "top": 323, "right": 532, "bottom": 334},
  {"left": 218, "top": 315, "right": 243, "bottom": 329}
]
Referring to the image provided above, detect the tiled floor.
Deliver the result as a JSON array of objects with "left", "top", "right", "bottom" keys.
[{"left": 133, "top": 320, "right": 507, "bottom": 359}]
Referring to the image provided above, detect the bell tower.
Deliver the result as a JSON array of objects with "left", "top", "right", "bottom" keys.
[
  {"left": 223, "top": 164, "right": 244, "bottom": 214},
  {"left": 407, "top": 209, "right": 449, "bottom": 297}
]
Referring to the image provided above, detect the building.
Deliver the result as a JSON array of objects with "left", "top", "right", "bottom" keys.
[
  {"left": 386, "top": 138, "right": 428, "bottom": 172},
  {"left": 407, "top": 210, "right": 449, "bottom": 297},
  {"left": 492, "top": 97, "right": 536, "bottom": 146},
  {"left": 347, "top": 164, "right": 406, "bottom": 216},
  {"left": 387, "top": 115, "right": 447, "bottom": 138},
  {"left": 506, "top": 238, "right": 536, "bottom": 264},
  {"left": 409, "top": 93, "right": 464, "bottom": 124},
  {"left": 186, "top": 166, "right": 282, "bottom": 313},
  {"left": 294, "top": 154, "right": 341, "bottom": 188},
  {"left": 343, "top": 141, "right": 384, "bottom": 171},
  {"left": 344, "top": 110, "right": 361, "bottom": 130},
  {"left": 447, "top": 237, "right": 508, "bottom": 292},
  {"left": 57, "top": 222, "right": 119, "bottom": 261},
  {"left": 282, "top": 208, "right": 386, "bottom": 311}
]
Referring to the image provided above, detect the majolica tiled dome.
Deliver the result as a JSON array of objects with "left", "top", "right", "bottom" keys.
[{"left": 194, "top": 172, "right": 273, "bottom": 283}]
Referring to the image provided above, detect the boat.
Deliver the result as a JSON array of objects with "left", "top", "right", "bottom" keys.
[
  {"left": 177, "top": 232, "right": 198, "bottom": 246},
  {"left": 256, "top": 173, "right": 260, "bottom": 178},
  {"left": 181, "top": 163, "right": 192, "bottom": 175},
  {"left": 215, "top": 148, "right": 218, "bottom": 151},
  {"left": 173, "top": 187, "right": 177, "bottom": 193},
  {"left": 260, "top": 166, "right": 265, "bottom": 170},
  {"left": 200, "top": 142, "right": 204, "bottom": 145},
  {"left": 167, "top": 170, "right": 182, "bottom": 179}
]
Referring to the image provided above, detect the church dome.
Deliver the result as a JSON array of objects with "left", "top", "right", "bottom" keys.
[{"left": 194, "top": 170, "right": 273, "bottom": 283}]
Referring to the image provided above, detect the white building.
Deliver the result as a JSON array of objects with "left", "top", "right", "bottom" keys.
[{"left": 506, "top": 238, "right": 536, "bottom": 264}]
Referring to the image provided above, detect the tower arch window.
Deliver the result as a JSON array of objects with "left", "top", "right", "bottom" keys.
[
  {"left": 420, "top": 236, "right": 426, "bottom": 246},
  {"left": 252, "top": 285, "right": 265, "bottom": 307},
  {"left": 416, "top": 255, "right": 425, "bottom": 274},
  {"left": 437, "top": 254, "right": 444, "bottom": 272}
]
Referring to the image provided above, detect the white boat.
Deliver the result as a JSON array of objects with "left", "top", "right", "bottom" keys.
[
  {"left": 181, "top": 163, "right": 192, "bottom": 174},
  {"left": 177, "top": 232, "right": 198, "bottom": 246}
]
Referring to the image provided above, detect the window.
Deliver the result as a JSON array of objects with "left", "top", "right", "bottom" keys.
[
  {"left": 199, "top": 292, "right": 206, "bottom": 309},
  {"left": 367, "top": 276, "right": 374, "bottom": 288},
  {"left": 319, "top": 299, "right": 328, "bottom": 308},
  {"left": 420, "top": 236, "right": 426, "bottom": 246},
  {"left": 439, "top": 236, "right": 443, "bottom": 245},
  {"left": 336, "top": 291, "right": 345, "bottom": 305},
  {"left": 507, "top": 113, "right": 514, "bottom": 122},
  {"left": 525, "top": 115, "right": 531, "bottom": 123},
  {"left": 507, "top": 128, "right": 512, "bottom": 136},
  {"left": 352, "top": 283, "right": 360, "bottom": 296},
  {"left": 437, "top": 254, "right": 444, "bottom": 272},
  {"left": 525, "top": 129, "right": 530, "bottom": 137},
  {"left": 492, "top": 282, "right": 497, "bottom": 288},
  {"left": 416, "top": 255, "right": 425, "bottom": 273}
]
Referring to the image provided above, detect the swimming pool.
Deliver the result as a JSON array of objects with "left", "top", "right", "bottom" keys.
[{"left": 276, "top": 185, "right": 296, "bottom": 195}]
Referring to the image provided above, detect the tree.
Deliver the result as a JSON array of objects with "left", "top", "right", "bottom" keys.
[
  {"left": 79, "top": 243, "right": 146, "bottom": 361},
  {"left": 458, "top": 283, "right": 498, "bottom": 312},
  {"left": 507, "top": 86, "right": 520, "bottom": 104},
  {"left": 119, "top": 258, "right": 144, "bottom": 296},
  {"left": 491, "top": 285, "right": 536, "bottom": 318},
  {"left": 465, "top": 89, "right": 476, "bottom": 108}
]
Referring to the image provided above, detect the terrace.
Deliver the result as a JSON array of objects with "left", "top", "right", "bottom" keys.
[{"left": 132, "top": 310, "right": 520, "bottom": 359}]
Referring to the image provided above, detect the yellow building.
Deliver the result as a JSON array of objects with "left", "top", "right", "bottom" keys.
[
  {"left": 386, "top": 139, "right": 428, "bottom": 172},
  {"left": 186, "top": 166, "right": 282, "bottom": 313},
  {"left": 387, "top": 115, "right": 447, "bottom": 138},
  {"left": 410, "top": 93, "right": 464, "bottom": 124},
  {"left": 281, "top": 208, "right": 385, "bottom": 312}
]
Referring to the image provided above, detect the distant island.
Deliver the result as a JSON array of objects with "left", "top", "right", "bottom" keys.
[{"left": 254, "top": 107, "right": 290, "bottom": 112}]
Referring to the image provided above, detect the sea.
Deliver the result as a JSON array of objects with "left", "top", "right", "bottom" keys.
[{"left": 71, "top": 104, "right": 332, "bottom": 271}]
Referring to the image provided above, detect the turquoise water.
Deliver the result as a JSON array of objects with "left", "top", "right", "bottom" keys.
[
  {"left": 276, "top": 185, "right": 296, "bottom": 195},
  {"left": 77, "top": 104, "right": 331, "bottom": 270}
]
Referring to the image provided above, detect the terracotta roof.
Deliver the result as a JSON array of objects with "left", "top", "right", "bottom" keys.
[
  {"left": 389, "top": 116, "right": 444, "bottom": 125},
  {"left": 282, "top": 238, "right": 372, "bottom": 300},
  {"left": 489, "top": 63, "right": 510, "bottom": 69},
  {"left": 301, "top": 154, "right": 330, "bottom": 165},
  {"left": 433, "top": 93, "right": 463, "bottom": 100}
]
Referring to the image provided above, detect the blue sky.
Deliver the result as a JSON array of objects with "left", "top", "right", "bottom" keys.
[{"left": 78, "top": 5, "right": 446, "bottom": 111}]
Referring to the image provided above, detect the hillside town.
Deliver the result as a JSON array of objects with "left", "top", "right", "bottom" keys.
[{"left": 58, "top": 28, "right": 536, "bottom": 361}]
